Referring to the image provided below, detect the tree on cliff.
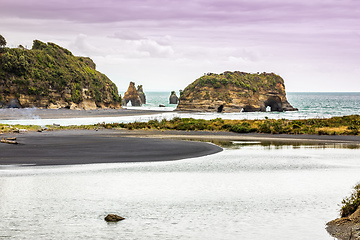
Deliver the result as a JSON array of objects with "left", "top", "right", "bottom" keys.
[{"left": 0, "top": 35, "right": 6, "bottom": 48}]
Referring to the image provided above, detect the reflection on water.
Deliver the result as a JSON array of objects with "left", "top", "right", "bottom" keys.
[
  {"left": 0, "top": 143, "right": 360, "bottom": 239},
  {"left": 183, "top": 138, "right": 360, "bottom": 150}
]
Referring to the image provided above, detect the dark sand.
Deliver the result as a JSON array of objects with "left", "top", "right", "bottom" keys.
[
  {"left": 1, "top": 128, "right": 360, "bottom": 166},
  {"left": 0, "top": 129, "right": 222, "bottom": 166}
]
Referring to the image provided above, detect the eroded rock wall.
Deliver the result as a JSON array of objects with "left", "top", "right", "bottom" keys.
[{"left": 176, "top": 71, "right": 297, "bottom": 112}]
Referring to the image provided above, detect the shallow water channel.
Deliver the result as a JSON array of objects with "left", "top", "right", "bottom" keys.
[{"left": 0, "top": 141, "right": 359, "bottom": 239}]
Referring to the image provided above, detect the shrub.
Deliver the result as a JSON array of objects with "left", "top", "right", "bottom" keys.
[
  {"left": 230, "top": 124, "right": 250, "bottom": 133},
  {"left": 341, "top": 184, "right": 360, "bottom": 218},
  {"left": 0, "top": 34, "right": 6, "bottom": 48},
  {"left": 258, "top": 122, "right": 271, "bottom": 133}
]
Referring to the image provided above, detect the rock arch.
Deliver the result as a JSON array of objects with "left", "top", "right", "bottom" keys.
[
  {"left": 264, "top": 96, "right": 283, "bottom": 112},
  {"left": 122, "top": 82, "right": 142, "bottom": 106}
]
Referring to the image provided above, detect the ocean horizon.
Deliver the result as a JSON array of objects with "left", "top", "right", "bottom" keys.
[{"left": 1, "top": 92, "right": 359, "bottom": 126}]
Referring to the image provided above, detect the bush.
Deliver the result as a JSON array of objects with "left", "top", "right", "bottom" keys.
[
  {"left": 341, "top": 184, "right": 360, "bottom": 218},
  {"left": 230, "top": 124, "right": 250, "bottom": 133}
]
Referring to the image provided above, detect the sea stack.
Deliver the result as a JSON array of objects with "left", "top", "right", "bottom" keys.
[
  {"left": 137, "top": 85, "right": 146, "bottom": 104},
  {"left": 122, "top": 82, "right": 142, "bottom": 106},
  {"left": 176, "top": 71, "right": 297, "bottom": 113},
  {"left": 169, "top": 91, "right": 179, "bottom": 104}
]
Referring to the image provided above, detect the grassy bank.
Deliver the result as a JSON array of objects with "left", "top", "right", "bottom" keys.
[
  {"left": 1, "top": 115, "right": 359, "bottom": 136},
  {"left": 99, "top": 115, "right": 360, "bottom": 136}
]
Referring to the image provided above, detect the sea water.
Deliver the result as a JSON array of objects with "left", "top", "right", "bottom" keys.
[
  {"left": 1, "top": 92, "right": 360, "bottom": 239},
  {"left": 0, "top": 92, "right": 359, "bottom": 126},
  {"left": 1, "top": 143, "right": 360, "bottom": 239}
]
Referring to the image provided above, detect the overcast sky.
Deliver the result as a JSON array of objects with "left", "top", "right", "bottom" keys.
[{"left": 1, "top": 0, "right": 359, "bottom": 93}]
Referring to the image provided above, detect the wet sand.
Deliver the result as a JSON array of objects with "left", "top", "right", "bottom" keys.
[
  {"left": 0, "top": 129, "right": 222, "bottom": 166},
  {"left": 114, "top": 129, "right": 360, "bottom": 145},
  {"left": 1, "top": 128, "right": 360, "bottom": 166}
]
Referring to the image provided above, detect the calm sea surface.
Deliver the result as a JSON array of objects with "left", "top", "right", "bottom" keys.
[
  {"left": 1, "top": 92, "right": 359, "bottom": 126},
  {"left": 1, "top": 92, "right": 360, "bottom": 239},
  {"left": 1, "top": 143, "right": 360, "bottom": 239}
]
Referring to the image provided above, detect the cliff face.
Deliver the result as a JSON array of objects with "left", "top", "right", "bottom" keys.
[
  {"left": 0, "top": 40, "right": 121, "bottom": 109},
  {"left": 176, "top": 71, "right": 297, "bottom": 112}
]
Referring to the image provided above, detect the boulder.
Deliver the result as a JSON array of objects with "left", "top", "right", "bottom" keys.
[
  {"left": 1, "top": 137, "right": 19, "bottom": 144},
  {"left": 123, "top": 82, "right": 142, "bottom": 106},
  {"left": 104, "top": 214, "right": 125, "bottom": 222},
  {"left": 169, "top": 91, "right": 179, "bottom": 104}
]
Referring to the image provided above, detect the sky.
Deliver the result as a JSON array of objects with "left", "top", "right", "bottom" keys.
[{"left": 1, "top": 0, "right": 359, "bottom": 93}]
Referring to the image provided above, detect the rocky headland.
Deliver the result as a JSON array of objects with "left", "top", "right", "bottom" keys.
[
  {"left": 0, "top": 40, "right": 121, "bottom": 110},
  {"left": 176, "top": 71, "right": 297, "bottom": 113}
]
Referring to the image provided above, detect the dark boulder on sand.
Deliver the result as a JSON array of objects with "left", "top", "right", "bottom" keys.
[{"left": 104, "top": 214, "right": 125, "bottom": 222}]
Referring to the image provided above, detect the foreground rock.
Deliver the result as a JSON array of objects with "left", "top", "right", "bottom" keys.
[
  {"left": 0, "top": 40, "right": 121, "bottom": 110},
  {"left": 104, "top": 214, "right": 125, "bottom": 222},
  {"left": 123, "top": 82, "right": 142, "bottom": 106},
  {"left": 169, "top": 91, "right": 179, "bottom": 104},
  {"left": 326, "top": 206, "right": 360, "bottom": 239},
  {"left": 1, "top": 137, "right": 19, "bottom": 144},
  {"left": 176, "top": 71, "right": 297, "bottom": 113}
]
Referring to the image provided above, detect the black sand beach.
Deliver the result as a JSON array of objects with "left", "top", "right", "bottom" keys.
[
  {"left": 0, "top": 130, "right": 222, "bottom": 166},
  {"left": 1, "top": 128, "right": 360, "bottom": 166}
]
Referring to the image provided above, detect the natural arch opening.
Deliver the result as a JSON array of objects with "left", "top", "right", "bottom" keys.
[
  {"left": 217, "top": 105, "right": 224, "bottom": 113},
  {"left": 264, "top": 96, "right": 283, "bottom": 112}
]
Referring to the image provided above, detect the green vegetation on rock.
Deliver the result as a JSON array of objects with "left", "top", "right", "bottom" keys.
[
  {"left": 0, "top": 35, "right": 6, "bottom": 48},
  {"left": 180, "top": 71, "right": 284, "bottom": 101},
  {"left": 0, "top": 38, "right": 121, "bottom": 108},
  {"left": 341, "top": 184, "right": 360, "bottom": 218}
]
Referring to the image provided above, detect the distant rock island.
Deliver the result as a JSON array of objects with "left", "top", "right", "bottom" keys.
[
  {"left": 169, "top": 91, "right": 179, "bottom": 104},
  {"left": 176, "top": 71, "right": 297, "bottom": 112},
  {"left": 122, "top": 82, "right": 146, "bottom": 106},
  {"left": 0, "top": 40, "right": 121, "bottom": 109}
]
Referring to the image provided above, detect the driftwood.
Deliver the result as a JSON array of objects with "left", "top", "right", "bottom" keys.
[
  {"left": 104, "top": 214, "right": 125, "bottom": 222},
  {"left": 1, "top": 138, "right": 19, "bottom": 144},
  {"left": 12, "top": 129, "right": 28, "bottom": 133}
]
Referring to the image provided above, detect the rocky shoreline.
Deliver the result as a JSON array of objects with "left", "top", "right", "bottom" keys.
[{"left": 326, "top": 207, "right": 360, "bottom": 240}]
